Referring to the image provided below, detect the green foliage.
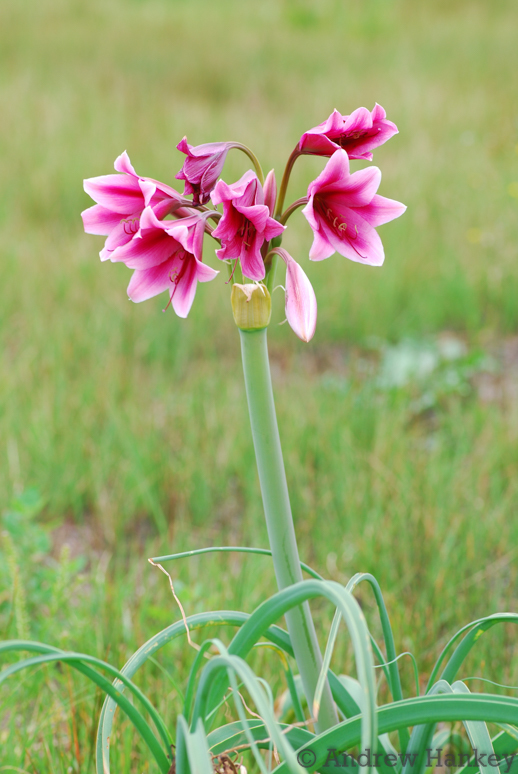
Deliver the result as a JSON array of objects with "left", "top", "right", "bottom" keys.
[
  {"left": 2, "top": 571, "right": 518, "bottom": 773},
  {"left": 0, "top": 489, "right": 85, "bottom": 640}
]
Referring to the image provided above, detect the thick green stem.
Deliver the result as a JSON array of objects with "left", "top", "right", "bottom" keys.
[{"left": 239, "top": 328, "right": 338, "bottom": 733}]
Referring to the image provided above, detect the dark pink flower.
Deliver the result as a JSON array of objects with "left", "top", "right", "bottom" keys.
[
  {"left": 302, "top": 149, "right": 406, "bottom": 266},
  {"left": 276, "top": 249, "right": 317, "bottom": 342},
  {"left": 176, "top": 139, "right": 234, "bottom": 205},
  {"left": 299, "top": 104, "right": 398, "bottom": 161},
  {"left": 81, "top": 151, "right": 183, "bottom": 261},
  {"left": 211, "top": 171, "right": 285, "bottom": 281},
  {"left": 109, "top": 207, "right": 218, "bottom": 317}
]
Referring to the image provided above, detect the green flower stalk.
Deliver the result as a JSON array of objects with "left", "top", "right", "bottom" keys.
[{"left": 234, "top": 287, "right": 338, "bottom": 732}]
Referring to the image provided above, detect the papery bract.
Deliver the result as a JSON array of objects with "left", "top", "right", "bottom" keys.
[
  {"left": 211, "top": 171, "right": 285, "bottom": 281},
  {"left": 109, "top": 207, "right": 218, "bottom": 317},
  {"left": 277, "top": 249, "right": 317, "bottom": 342},
  {"left": 81, "top": 151, "right": 184, "bottom": 261},
  {"left": 299, "top": 104, "right": 398, "bottom": 161},
  {"left": 302, "top": 149, "right": 406, "bottom": 266},
  {"left": 176, "top": 139, "right": 235, "bottom": 205}
]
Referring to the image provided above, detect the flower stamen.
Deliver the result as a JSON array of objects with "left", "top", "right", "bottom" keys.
[{"left": 121, "top": 217, "right": 139, "bottom": 236}]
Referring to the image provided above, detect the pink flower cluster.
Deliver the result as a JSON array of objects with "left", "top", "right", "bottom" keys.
[{"left": 82, "top": 104, "right": 405, "bottom": 337}]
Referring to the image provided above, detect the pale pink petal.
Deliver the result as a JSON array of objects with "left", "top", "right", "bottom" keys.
[
  {"left": 371, "top": 103, "right": 386, "bottom": 121},
  {"left": 139, "top": 205, "right": 167, "bottom": 232},
  {"left": 83, "top": 174, "right": 144, "bottom": 214},
  {"left": 127, "top": 261, "right": 175, "bottom": 302},
  {"left": 112, "top": 209, "right": 178, "bottom": 268},
  {"left": 100, "top": 214, "right": 141, "bottom": 260},
  {"left": 151, "top": 197, "right": 184, "bottom": 220},
  {"left": 139, "top": 179, "right": 158, "bottom": 207},
  {"left": 113, "top": 232, "right": 177, "bottom": 269},
  {"left": 211, "top": 170, "right": 257, "bottom": 206},
  {"left": 240, "top": 230, "right": 266, "bottom": 281},
  {"left": 342, "top": 106, "right": 372, "bottom": 134},
  {"left": 195, "top": 258, "right": 219, "bottom": 283},
  {"left": 299, "top": 109, "right": 343, "bottom": 154},
  {"left": 264, "top": 216, "right": 285, "bottom": 241},
  {"left": 322, "top": 167, "right": 381, "bottom": 211},
  {"left": 357, "top": 194, "right": 407, "bottom": 227},
  {"left": 299, "top": 132, "right": 339, "bottom": 155},
  {"left": 114, "top": 151, "right": 137, "bottom": 177},
  {"left": 235, "top": 203, "right": 269, "bottom": 233},
  {"left": 284, "top": 255, "right": 317, "bottom": 342},
  {"left": 323, "top": 213, "right": 385, "bottom": 266},
  {"left": 301, "top": 198, "right": 319, "bottom": 232},
  {"left": 263, "top": 170, "right": 277, "bottom": 215},
  {"left": 307, "top": 150, "right": 350, "bottom": 197},
  {"left": 176, "top": 137, "right": 190, "bottom": 156},
  {"left": 171, "top": 259, "right": 198, "bottom": 318},
  {"left": 308, "top": 227, "right": 336, "bottom": 261},
  {"left": 81, "top": 205, "right": 122, "bottom": 235},
  {"left": 177, "top": 138, "right": 230, "bottom": 159},
  {"left": 165, "top": 214, "right": 206, "bottom": 259},
  {"left": 146, "top": 178, "right": 185, "bottom": 202},
  {"left": 212, "top": 203, "right": 242, "bottom": 243}
]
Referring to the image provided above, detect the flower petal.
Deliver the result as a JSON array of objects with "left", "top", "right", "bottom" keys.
[
  {"left": 263, "top": 169, "right": 277, "bottom": 215},
  {"left": 112, "top": 209, "right": 179, "bottom": 268},
  {"left": 195, "top": 258, "right": 219, "bottom": 283},
  {"left": 114, "top": 151, "right": 137, "bottom": 177},
  {"left": 100, "top": 213, "right": 141, "bottom": 260},
  {"left": 171, "top": 258, "right": 198, "bottom": 318},
  {"left": 264, "top": 216, "right": 285, "bottom": 241},
  {"left": 326, "top": 166, "right": 381, "bottom": 207},
  {"left": 81, "top": 205, "right": 122, "bottom": 236},
  {"left": 240, "top": 230, "right": 266, "bottom": 281},
  {"left": 211, "top": 170, "right": 258, "bottom": 206},
  {"left": 284, "top": 254, "right": 317, "bottom": 342},
  {"left": 321, "top": 209, "right": 385, "bottom": 266},
  {"left": 357, "top": 194, "right": 407, "bottom": 227},
  {"left": 127, "top": 261, "right": 176, "bottom": 303},
  {"left": 307, "top": 150, "right": 350, "bottom": 197},
  {"left": 83, "top": 174, "right": 144, "bottom": 214},
  {"left": 308, "top": 226, "right": 336, "bottom": 261}
]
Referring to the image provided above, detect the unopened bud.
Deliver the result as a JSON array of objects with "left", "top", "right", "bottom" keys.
[{"left": 231, "top": 283, "right": 271, "bottom": 331}]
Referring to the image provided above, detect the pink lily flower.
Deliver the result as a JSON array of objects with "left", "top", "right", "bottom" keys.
[
  {"left": 211, "top": 171, "right": 285, "bottom": 281},
  {"left": 109, "top": 207, "right": 218, "bottom": 317},
  {"left": 299, "top": 104, "right": 398, "bottom": 161},
  {"left": 81, "top": 151, "right": 184, "bottom": 261},
  {"left": 302, "top": 149, "right": 406, "bottom": 266},
  {"left": 176, "top": 139, "right": 235, "bottom": 205},
  {"left": 276, "top": 249, "right": 317, "bottom": 342}
]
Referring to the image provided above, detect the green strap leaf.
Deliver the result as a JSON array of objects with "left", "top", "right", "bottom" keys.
[
  {"left": 272, "top": 694, "right": 518, "bottom": 774},
  {"left": 0, "top": 645, "right": 171, "bottom": 773},
  {"left": 428, "top": 614, "right": 518, "bottom": 691},
  {"left": 150, "top": 545, "right": 323, "bottom": 581},
  {"left": 96, "top": 611, "right": 293, "bottom": 774},
  {"left": 347, "top": 572, "right": 410, "bottom": 752}
]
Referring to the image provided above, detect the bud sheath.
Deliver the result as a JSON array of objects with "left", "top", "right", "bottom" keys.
[{"left": 231, "top": 283, "right": 271, "bottom": 331}]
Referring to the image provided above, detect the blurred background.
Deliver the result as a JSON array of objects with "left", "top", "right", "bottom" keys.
[{"left": 1, "top": 0, "right": 517, "bottom": 769}]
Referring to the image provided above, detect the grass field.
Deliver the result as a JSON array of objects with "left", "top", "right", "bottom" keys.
[{"left": 1, "top": 0, "right": 518, "bottom": 770}]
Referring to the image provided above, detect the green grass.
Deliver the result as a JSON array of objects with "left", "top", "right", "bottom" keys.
[{"left": 1, "top": 0, "right": 518, "bottom": 770}]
